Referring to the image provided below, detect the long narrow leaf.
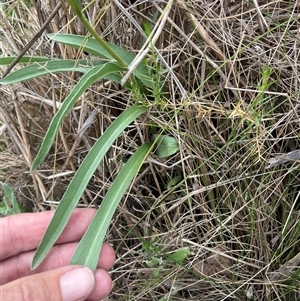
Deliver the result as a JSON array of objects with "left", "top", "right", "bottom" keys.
[
  {"left": 0, "top": 56, "right": 49, "bottom": 65},
  {"left": 66, "top": 0, "right": 127, "bottom": 67},
  {"left": 0, "top": 59, "right": 126, "bottom": 86},
  {"left": 32, "top": 104, "right": 147, "bottom": 269},
  {"left": 31, "top": 62, "right": 125, "bottom": 171},
  {"left": 48, "top": 33, "right": 134, "bottom": 63},
  {"left": 47, "top": 34, "right": 154, "bottom": 88},
  {"left": 0, "top": 59, "right": 106, "bottom": 85},
  {"left": 70, "top": 142, "right": 152, "bottom": 270}
]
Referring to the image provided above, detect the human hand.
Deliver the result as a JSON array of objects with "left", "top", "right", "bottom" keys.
[{"left": 0, "top": 209, "right": 115, "bottom": 301}]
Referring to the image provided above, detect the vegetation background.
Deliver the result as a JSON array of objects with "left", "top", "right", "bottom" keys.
[{"left": 0, "top": 0, "right": 300, "bottom": 300}]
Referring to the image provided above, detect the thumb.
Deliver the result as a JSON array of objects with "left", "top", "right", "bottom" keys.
[{"left": 1, "top": 266, "right": 95, "bottom": 301}]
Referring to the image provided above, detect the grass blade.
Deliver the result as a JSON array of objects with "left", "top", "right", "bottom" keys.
[
  {"left": 0, "top": 59, "right": 126, "bottom": 86},
  {"left": 48, "top": 33, "right": 133, "bottom": 63},
  {"left": 0, "top": 59, "right": 99, "bottom": 85},
  {"left": 31, "top": 104, "right": 147, "bottom": 269},
  {"left": 31, "top": 62, "right": 124, "bottom": 171},
  {"left": 70, "top": 142, "right": 153, "bottom": 270},
  {"left": 0, "top": 56, "right": 49, "bottom": 66},
  {"left": 47, "top": 34, "right": 154, "bottom": 88}
]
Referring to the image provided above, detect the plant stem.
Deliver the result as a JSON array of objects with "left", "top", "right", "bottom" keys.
[{"left": 66, "top": 0, "right": 127, "bottom": 68}]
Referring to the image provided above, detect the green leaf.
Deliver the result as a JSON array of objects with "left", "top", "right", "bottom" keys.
[
  {"left": 166, "top": 175, "right": 182, "bottom": 190},
  {"left": 166, "top": 248, "right": 190, "bottom": 264},
  {"left": 31, "top": 62, "right": 125, "bottom": 171},
  {"left": 0, "top": 58, "right": 127, "bottom": 86},
  {"left": 70, "top": 142, "right": 152, "bottom": 269},
  {"left": 152, "top": 265, "right": 164, "bottom": 278},
  {"left": 1, "top": 183, "right": 23, "bottom": 215},
  {"left": 65, "top": 2, "right": 127, "bottom": 68},
  {"left": 153, "top": 134, "right": 179, "bottom": 158},
  {"left": 47, "top": 34, "right": 154, "bottom": 88},
  {"left": 0, "top": 56, "right": 49, "bottom": 65},
  {"left": 32, "top": 104, "right": 147, "bottom": 270},
  {"left": 146, "top": 257, "right": 163, "bottom": 267},
  {"left": 0, "top": 59, "right": 104, "bottom": 85},
  {"left": 48, "top": 33, "right": 133, "bottom": 63}
]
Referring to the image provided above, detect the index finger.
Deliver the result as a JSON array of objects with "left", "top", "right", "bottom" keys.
[{"left": 0, "top": 208, "right": 96, "bottom": 260}]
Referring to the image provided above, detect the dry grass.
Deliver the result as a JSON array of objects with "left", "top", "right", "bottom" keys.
[{"left": 1, "top": 0, "right": 300, "bottom": 300}]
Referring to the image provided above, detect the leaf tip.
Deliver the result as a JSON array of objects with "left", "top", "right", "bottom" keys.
[{"left": 31, "top": 256, "right": 40, "bottom": 271}]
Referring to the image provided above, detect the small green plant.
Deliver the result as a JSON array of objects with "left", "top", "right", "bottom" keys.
[
  {"left": 146, "top": 248, "right": 190, "bottom": 277},
  {"left": 142, "top": 238, "right": 190, "bottom": 278},
  {"left": 142, "top": 239, "right": 190, "bottom": 300},
  {"left": 250, "top": 65, "right": 275, "bottom": 125},
  {"left": 0, "top": 0, "right": 162, "bottom": 270},
  {"left": 0, "top": 183, "right": 26, "bottom": 215}
]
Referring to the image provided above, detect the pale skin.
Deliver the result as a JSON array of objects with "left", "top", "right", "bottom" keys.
[{"left": 0, "top": 209, "right": 116, "bottom": 301}]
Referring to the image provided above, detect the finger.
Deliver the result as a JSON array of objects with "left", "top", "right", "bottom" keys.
[
  {"left": 1, "top": 265, "right": 112, "bottom": 301},
  {"left": 86, "top": 269, "right": 113, "bottom": 301},
  {"left": 1, "top": 242, "right": 115, "bottom": 284},
  {"left": 1, "top": 209, "right": 97, "bottom": 260}
]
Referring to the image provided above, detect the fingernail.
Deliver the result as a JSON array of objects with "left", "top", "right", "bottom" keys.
[{"left": 60, "top": 267, "right": 95, "bottom": 301}]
